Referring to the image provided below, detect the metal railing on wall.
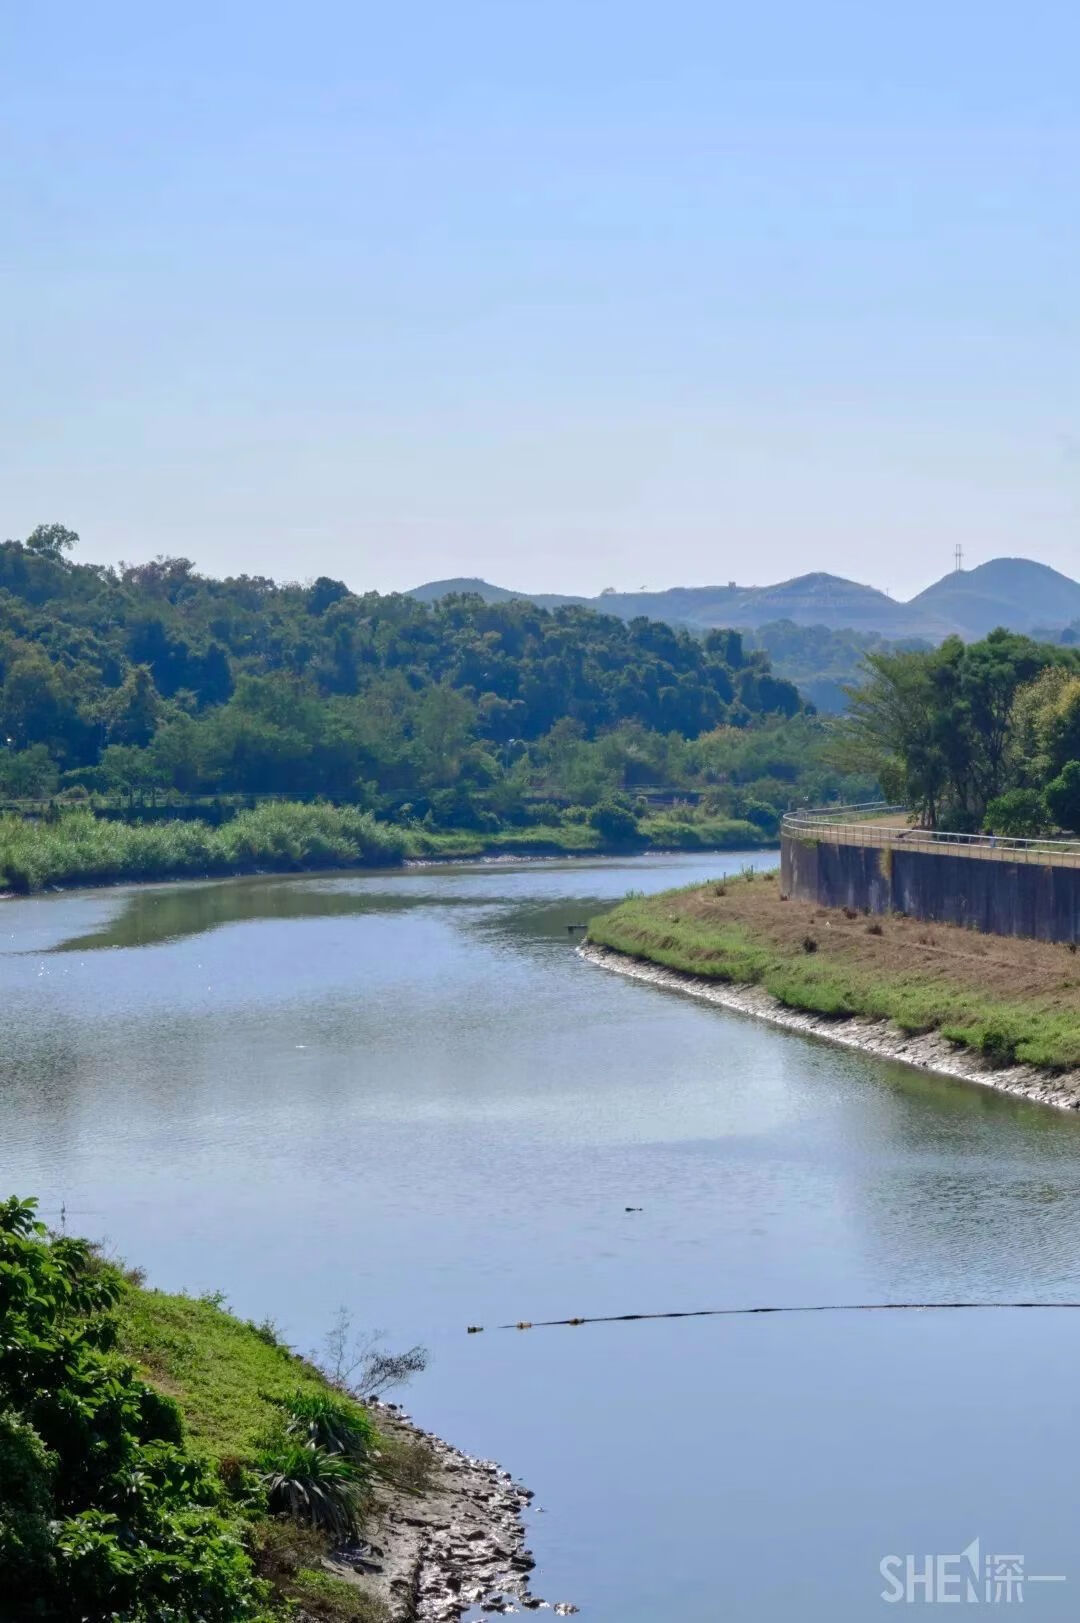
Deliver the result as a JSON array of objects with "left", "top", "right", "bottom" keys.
[{"left": 782, "top": 805, "right": 1080, "bottom": 868}]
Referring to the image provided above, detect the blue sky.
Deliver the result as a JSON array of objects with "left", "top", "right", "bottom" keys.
[{"left": 3, "top": 2, "right": 1078, "bottom": 596}]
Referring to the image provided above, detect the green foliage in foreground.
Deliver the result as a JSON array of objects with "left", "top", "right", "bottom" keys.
[
  {"left": 590, "top": 888, "right": 1080, "bottom": 1072},
  {"left": 1, "top": 1204, "right": 408, "bottom": 1620},
  {"left": 0, "top": 1197, "right": 268, "bottom": 1622},
  {"left": 259, "top": 1442, "right": 363, "bottom": 1543}
]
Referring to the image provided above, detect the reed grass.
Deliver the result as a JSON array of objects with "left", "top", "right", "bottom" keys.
[{"left": 0, "top": 802, "right": 407, "bottom": 893}]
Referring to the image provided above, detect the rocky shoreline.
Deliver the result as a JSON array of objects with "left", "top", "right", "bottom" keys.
[
  {"left": 327, "top": 1399, "right": 577, "bottom": 1622},
  {"left": 580, "top": 942, "right": 1080, "bottom": 1112}
]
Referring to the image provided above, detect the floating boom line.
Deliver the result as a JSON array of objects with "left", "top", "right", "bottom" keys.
[{"left": 463, "top": 1301, "right": 1080, "bottom": 1334}]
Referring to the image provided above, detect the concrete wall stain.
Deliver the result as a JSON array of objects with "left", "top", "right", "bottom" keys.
[{"left": 781, "top": 834, "right": 1080, "bottom": 944}]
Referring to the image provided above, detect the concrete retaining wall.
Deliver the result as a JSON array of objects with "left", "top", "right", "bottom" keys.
[{"left": 781, "top": 833, "right": 1080, "bottom": 944}]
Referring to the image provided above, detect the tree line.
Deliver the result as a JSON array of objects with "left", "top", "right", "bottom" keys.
[
  {"left": 0, "top": 525, "right": 865, "bottom": 832},
  {"left": 835, "top": 628, "right": 1080, "bottom": 835}
]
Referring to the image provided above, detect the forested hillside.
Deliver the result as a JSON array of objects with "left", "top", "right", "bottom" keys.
[
  {"left": 744, "top": 621, "right": 931, "bottom": 713},
  {"left": 0, "top": 527, "right": 840, "bottom": 835}
]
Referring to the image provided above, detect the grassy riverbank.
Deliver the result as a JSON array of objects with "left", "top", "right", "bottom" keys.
[
  {"left": 408, "top": 812, "right": 766, "bottom": 861},
  {"left": 0, "top": 804, "right": 770, "bottom": 892},
  {"left": 589, "top": 873, "right": 1080, "bottom": 1072},
  {"left": 120, "top": 1287, "right": 404, "bottom": 1622},
  {"left": 0, "top": 803, "right": 407, "bottom": 893},
  {"left": 2, "top": 1193, "right": 439, "bottom": 1622}
]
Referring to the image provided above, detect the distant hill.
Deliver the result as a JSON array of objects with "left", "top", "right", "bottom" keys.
[
  {"left": 908, "top": 558, "right": 1080, "bottom": 640},
  {"left": 406, "top": 576, "right": 540, "bottom": 606},
  {"left": 408, "top": 570, "right": 947, "bottom": 638},
  {"left": 745, "top": 619, "right": 932, "bottom": 714},
  {"left": 409, "top": 557, "right": 1080, "bottom": 644}
]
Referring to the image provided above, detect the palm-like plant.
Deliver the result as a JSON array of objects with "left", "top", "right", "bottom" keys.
[
  {"left": 281, "top": 1390, "right": 374, "bottom": 1466},
  {"left": 258, "top": 1443, "right": 361, "bottom": 1543}
]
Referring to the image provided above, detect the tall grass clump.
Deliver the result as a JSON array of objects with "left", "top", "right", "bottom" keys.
[{"left": 0, "top": 804, "right": 407, "bottom": 893}]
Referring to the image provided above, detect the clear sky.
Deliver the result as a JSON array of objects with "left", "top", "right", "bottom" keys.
[{"left": 3, "top": 2, "right": 1078, "bottom": 599}]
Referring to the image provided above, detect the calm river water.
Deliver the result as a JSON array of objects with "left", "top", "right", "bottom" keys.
[{"left": 4, "top": 852, "right": 1080, "bottom": 1619}]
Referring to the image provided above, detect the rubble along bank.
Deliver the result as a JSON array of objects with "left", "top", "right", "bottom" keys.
[
  {"left": 357, "top": 1400, "right": 575, "bottom": 1621},
  {"left": 580, "top": 944, "right": 1080, "bottom": 1112},
  {"left": 120, "top": 1283, "right": 573, "bottom": 1623}
]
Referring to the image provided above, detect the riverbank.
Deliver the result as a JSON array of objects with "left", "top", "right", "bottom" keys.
[
  {"left": 118, "top": 1284, "right": 552, "bottom": 1622},
  {"left": 0, "top": 802, "right": 770, "bottom": 893},
  {"left": 585, "top": 874, "right": 1080, "bottom": 1099}
]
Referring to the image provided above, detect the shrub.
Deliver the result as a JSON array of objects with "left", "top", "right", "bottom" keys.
[
  {"left": 0, "top": 1410, "right": 54, "bottom": 1597},
  {"left": 281, "top": 1390, "right": 374, "bottom": 1464},
  {"left": 1044, "top": 763, "right": 1080, "bottom": 834},
  {"left": 251, "top": 1515, "right": 328, "bottom": 1580},
  {"left": 0, "top": 1196, "right": 267, "bottom": 1620},
  {"left": 978, "top": 1026, "right": 1019, "bottom": 1066},
  {"left": 0, "top": 802, "right": 407, "bottom": 893},
  {"left": 259, "top": 1442, "right": 362, "bottom": 1542},
  {"left": 739, "top": 799, "right": 780, "bottom": 835},
  {"left": 588, "top": 798, "right": 640, "bottom": 844},
  {"left": 984, "top": 788, "right": 1048, "bottom": 838}
]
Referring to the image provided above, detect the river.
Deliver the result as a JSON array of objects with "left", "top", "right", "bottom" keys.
[{"left": 3, "top": 852, "right": 1080, "bottom": 1619}]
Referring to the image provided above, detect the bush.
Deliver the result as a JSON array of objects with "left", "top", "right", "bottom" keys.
[
  {"left": 374, "top": 1431, "right": 436, "bottom": 1495},
  {"left": 738, "top": 798, "right": 780, "bottom": 835},
  {"left": 0, "top": 1196, "right": 267, "bottom": 1621},
  {"left": 984, "top": 788, "right": 1048, "bottom": 838},
  {"left": 0, "top": 744, "right": 60, "bottom": 799},
  {"left": 1044, "top": 762, "right": 1080, "bottom": 833},
  {"left": 588, "top": 798, "right": 640, "bottom": 843},
  {"left": 281, "top": 1390, "right": 374, "bottom": 1464},
  {"left": 258, "top": 1442, "right": 362, "bottom": 1542},
  {"left": 0, "top": 1410, "right": 54, "bottom": 1597},
  {"left": 978, "top": 1025, "right": 1019, "bottom": 1066}
]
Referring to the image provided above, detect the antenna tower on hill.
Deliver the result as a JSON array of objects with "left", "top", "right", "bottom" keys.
[{"left": 954, "top": 544, "right": 964, "bottom": 573}]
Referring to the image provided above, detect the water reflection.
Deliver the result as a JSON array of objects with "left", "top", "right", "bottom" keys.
[
  {"left": 5, "top": 851, "right": 1080, "bottom": 1620},
  {"left": 46, "top": 872, "right": 463, "bottom": 952}
]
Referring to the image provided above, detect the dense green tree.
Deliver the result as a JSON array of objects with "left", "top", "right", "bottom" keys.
[
  {"left": 837, "top": 631, "right": 1069, "bottom": 828},
  {"left": 0, "top": 744, "right": 60, "bottom": 798},
  {"left": 983, "top": 788, "right": 1048, "bottom": 838},
  {"left": 0, "top": 529, "right": 826, "bottom": 824},
  {"left": 1045, "top": 762, "right": 1080, "bottom": 833},
  {"left": 23, "top": 522, "right": 79, "bottom": 558},
  {"left": 589, "top": 797, "right": 639, "bottom": 843}
]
